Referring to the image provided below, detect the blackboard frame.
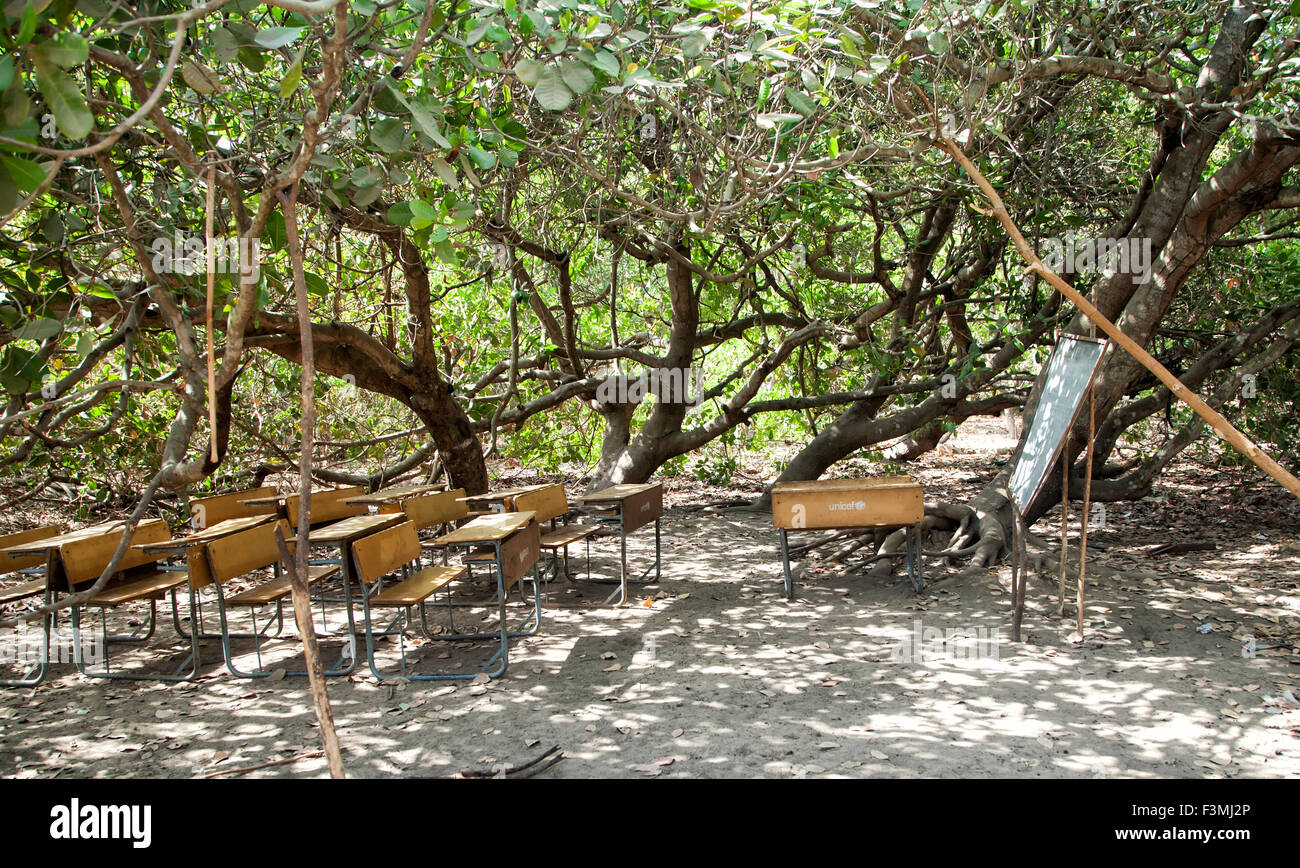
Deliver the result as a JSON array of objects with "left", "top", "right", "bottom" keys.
[{"left": 1008, "top": 335, "right": 1109, "bottom": 512}]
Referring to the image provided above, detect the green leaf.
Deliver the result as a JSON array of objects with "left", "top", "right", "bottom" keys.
[
  {"left": 369, "top": 118, "right": 406, "bottom": 153},
  {"left": 279, "top": 44, "right": 306, "bottom": 99},
  {"left": 535, "top": 65, "right": 573, "bottom": 110},
  {"left": 302, "top": 271, "right": 328, "bottom": 296},
  {"left": 31, "top": 56, "right": 92, "bottom": 139},
  {"left": 409, "top": 199, "right": 437, "bottom": 221},
  {"left": 212, "top": 27, "right": 239, "bottom": 64},
  {"left": 349, "top": 165, "right": 382, "bottom": 188},
  {"left": 238, "top": 47, "right": 267, "bottom": 73},
  {"left": 431, "top": 157, "right": 459, "bottom": 188},
  {"left": 386, "top": 201, "right": 413, "bottom": 226},
  {"left": 433, "top": 238, "right": 458, "bottom": 265},
  {"left": 784, "top": 89, "right": 816, "bottom": 117},
  {"left": 12, "top": 316, "right": 62, "bottom": 341},
  {"left": 514, "top": 57, "right": 543, "bottom": 86},
  {"left": 755, "top": 112, "right": 802, "bottom": 129},
  {"left": 1, "top": 76, "right": 31, "bottom": 128},
  {"left": 385, "top": 84, "right": 450, "bottom": 147},
  {"left": 263, "top": 211, "right": 287, "bottom": 250},
  {"left": 466, "top": 146, "right": 496, "bottom": 169},
  {"left": 0, "top": 58, "right": 13, "bottom": 93},
  {"left": 16, "top": 1, "right": 37, "bottom": 46},
  {"left": 682, "top": 31, "right": 710, "bottom": 57},
  {"left": 0, "top": 155, "right": 46, "bottom": 192},
  {"left": 33, "top": 32, "right": 88, "bottom": 68},
  {"left": 182, "top": 60, "right": 224, "bottom": 94},
  {"left": 350, "top": 183, "right": 381, "bottom": 208},
  {"left": 0, "top": 163, "right": 16, "bottom": 215},
  {"left": 560, "top": 60, "right": 595, "bottom": 95},
  {"left": 591, "top": 50, "right": 619, "bottom": 76},
  {"left": 408, "top": 198, "right": 437, "bottom": 230},
  {"left": 927, "top": 31, "right": 950, "bottom": 54},
  {"left": 254, "top": 27, "right": 303, "bottom": 49}
]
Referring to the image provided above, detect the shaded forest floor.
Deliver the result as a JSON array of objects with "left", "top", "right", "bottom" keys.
[{"left": 1, "top": 419, "right": 1298, "bottom": 778}]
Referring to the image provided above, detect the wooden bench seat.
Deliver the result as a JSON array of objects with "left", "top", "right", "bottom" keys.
[
  {"left": 88, "top": 568, "right": 188, "bottom": 606},
  {"left": 368, "top": 564, "right": 466, "bottom": 607},
  {"left": 223, "top": 563, "right": 339, "bottom": 607},
  {"left": 541, "top": 524, "right": 601, "bottom": 549},
  {"left": 513, "top": 485, "right": 599, "bottom": 576},
  {"left": 203, "top": 517, "right": 355, "bottom": 679},
  {"left": 0, "top": 578, "right": 46, "bottom": 605}
]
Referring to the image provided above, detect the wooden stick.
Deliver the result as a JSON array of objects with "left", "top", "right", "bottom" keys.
[
  {"left": 1009, "top": 498, "right": 1024, "bottom": 642},
  {"left": 204, "top": 166, "right": 218, "bottom": 464},
  {"left": 936, "top": 138, "right": 1300, "bottom": 503},
  {"left": 1059, "top": 440, "right": 1069, "bottom": 616},
  {"left": 278, "top": 185, "right": 346, "bottom": 780},
  {"left": 456, "top": 745, "right": 564, "bottom": 778},
  {"left": 202, "top": 750, "right": 324, "bottom": 779},
  {"left": 1077, "top": 374, "right": 1095, "bottom": 639}
]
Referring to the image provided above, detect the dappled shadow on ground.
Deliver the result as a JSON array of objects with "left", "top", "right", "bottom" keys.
[{"left": 1, "top": 488, "right": 1296, "bottom": 779}]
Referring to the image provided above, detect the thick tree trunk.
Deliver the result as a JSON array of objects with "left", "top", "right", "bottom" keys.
[{"left": 410, "top": 387, "right": 489, "bottom": 494}]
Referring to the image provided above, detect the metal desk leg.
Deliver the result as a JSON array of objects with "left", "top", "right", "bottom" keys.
[
  {"left": 906, "top": 525, "right": 924, "bottom": 593},
  {"left": 779, "top": 528, "right": 794, "bottom": 599},
  {"left": 487, "top": 540, "right": 510, "bottom": 677},
  {"left": 1, "top": 585, "right": 51, "bottom": 688},
  {"left": 654, "top": 517, "right": 661, "bottom": 581},
  {"left": 604, "top": 509, "right": 629, "bottom": 607}
]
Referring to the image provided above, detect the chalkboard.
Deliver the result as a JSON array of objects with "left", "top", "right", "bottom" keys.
[{"left": 1009, "top": 335, "right": 1108, "bottom": 511}]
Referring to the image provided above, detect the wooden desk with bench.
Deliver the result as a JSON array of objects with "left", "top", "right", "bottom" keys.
[
  {"left": 240, "top": 486, "right": 368, "bottom": 528},
  {"left": 0, "top": 525, "right": 60, "bottom": 607},
  {"left": 429, "top": 511, "right": 542, "bottom": 679},
  {"left": 1, "top": 518, "right": 193, "bottom": 682},
  {"left": 575, "top": 483, "right": 663, "bottom": 606},
  {"left": 307, "top": 512, "right": 408, "bottom": 665},
  {"left": 771, "top": 477, "right": 924, "bottom": 598},
  {"left": 0, "top": 525, "right": 63, "bottom": 686},
  {"left": 457, "top": 484, "right": 550, "bottom": 515},
  {"left": 344, "top": 482, "right": 446, "bottom": 510}
]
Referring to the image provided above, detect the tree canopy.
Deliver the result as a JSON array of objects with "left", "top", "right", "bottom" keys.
[{"left": 2, "top": 0, "right": 1298, "bottom": 564}]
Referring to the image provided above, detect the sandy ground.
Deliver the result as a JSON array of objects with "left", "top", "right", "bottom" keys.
[{"left": 2, "top": 425, "right": 1298, "bottom": 779}]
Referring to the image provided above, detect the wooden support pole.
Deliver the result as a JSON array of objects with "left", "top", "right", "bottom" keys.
[
  {"left": 204, "top": 166, "right": 218, "bottom": 464},
  {"left": 1077, "top": 377, "right": 1095, "bottom": 640},
  {"left": 1009, "top": 499, "right": 1025, "bottom": 643},
  {"left": 278, "top": 185, "right": 346, "bottom": 780},
  {"left": 937, "top": 137, "right": 1300, "bottom": 503},
  {"left": 1058, "top": 446, "right": 1069, "bottom": 616}
]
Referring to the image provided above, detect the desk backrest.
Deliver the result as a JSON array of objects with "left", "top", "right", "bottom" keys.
[
  {"left": 59, "top": 519, "right": 172, "bottom": 586},
  {"left": 204, "top": 519, "right": 294, "bottom": 585},
  {"left": 0, "top": 525, "right": 59, "bottom": 575},
  {"left": 390, "top": 489, "right": 468, "bottom": 530},
  {"left": 512, "top": 484, "right": 568, "bottom": 524},
  {"left": 351, "top": 521, "right": 420, "bottom": 584},
  {"left": 189, "top": 486, "right": 279, "bottom": 530},
  {"left": 286, "top": 486, "right": 366, "bottom": 530}
]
